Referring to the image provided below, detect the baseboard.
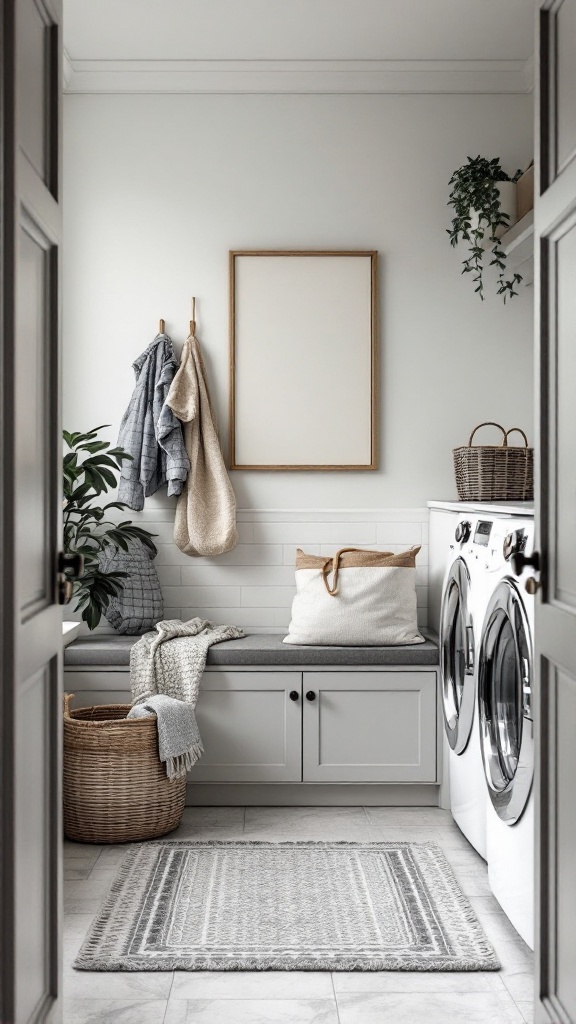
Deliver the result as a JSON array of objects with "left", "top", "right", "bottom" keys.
[{"left": 186, "top": 783, "right": 441, "bottom": 806}]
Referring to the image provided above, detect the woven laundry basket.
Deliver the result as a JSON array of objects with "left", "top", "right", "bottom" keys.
[
  {"left": 63, "top": 694, "right": 186, "bottom": 844},
  {"left": 453, "top": 422, "right": 534, "bottom": 502}
]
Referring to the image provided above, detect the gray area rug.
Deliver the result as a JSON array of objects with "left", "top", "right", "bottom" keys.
[{"left": 74, "top": 840, "right": 500, "bottom": 972}]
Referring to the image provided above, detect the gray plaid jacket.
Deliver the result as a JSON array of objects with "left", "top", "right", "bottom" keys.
[{"left": 117, "top": 334, "right": 189, "bottom": 510}]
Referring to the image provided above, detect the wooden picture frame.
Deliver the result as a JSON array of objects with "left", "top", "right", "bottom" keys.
[{"left": 229, "top": 250, "right": 378, "bottom": 471}]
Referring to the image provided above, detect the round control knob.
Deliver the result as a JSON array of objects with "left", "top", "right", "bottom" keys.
[
  {"left": 503, "top": 530, "right": 521, "bottom": 561},
  {"left": 289, "top": 690, "right": 299, "bottom": 701},
  {"left": 306, "top": 691, "right": 316, "bottom": 701},
  {"left": 454, "top": 521, "right": 471, "bottom": 543}
]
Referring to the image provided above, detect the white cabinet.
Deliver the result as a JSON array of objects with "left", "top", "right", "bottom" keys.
[
  {"left": 188, "top": 671, "right": 302, "bottom": 783},
  {"left": 64, "top": 665, "right": 438, "bottom": 786},
  {"left": 64, "top": 670, "right": 131, "bottom": 712},
  {"left": 302, "top": 671, "right": 437, "bottom": 783}
]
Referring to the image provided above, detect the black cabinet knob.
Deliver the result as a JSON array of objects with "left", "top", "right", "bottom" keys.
[
  {"left": 306, "top": 690, "right": 316, "bottom": 701},
  {"left": 289, "top": 690, "right": 299, "bottom": 701}
]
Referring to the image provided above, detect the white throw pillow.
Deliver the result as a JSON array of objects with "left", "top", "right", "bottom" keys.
[{"left": 283, "top": 546, "right": 424, "bottom": 647}]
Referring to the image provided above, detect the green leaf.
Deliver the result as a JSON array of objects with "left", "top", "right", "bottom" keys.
[{"left": 77, "top": 441, "right": 110, "bottom": 454}]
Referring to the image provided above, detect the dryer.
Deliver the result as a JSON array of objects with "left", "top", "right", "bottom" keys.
[
  {"left": 440, "top": 514, "right": 489, "bottom": 858},
  {"left": 477, "top": 515, "right": 535, "bottom": 949}
]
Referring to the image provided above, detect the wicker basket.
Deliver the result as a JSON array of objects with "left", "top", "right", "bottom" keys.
[
  {"left": 63, "top": 694, "right": 187, "bottom": 844},
  {"left": 453, "top": 422, "right": 534, "bottom": 502}
]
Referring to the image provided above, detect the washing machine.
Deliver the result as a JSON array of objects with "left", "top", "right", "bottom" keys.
[
  {"left": 440, "top": 514, "right": 490, "bottom": 858},
  {"left": 477, "top": 514, "right": 535, "bottom": 949}
]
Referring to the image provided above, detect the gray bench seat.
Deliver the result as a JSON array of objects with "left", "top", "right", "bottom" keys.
[{"left": 64, "top": 629, "right": 439, "bottom": 667}]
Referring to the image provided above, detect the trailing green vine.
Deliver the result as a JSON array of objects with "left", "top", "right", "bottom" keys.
[{"left": 447, "top": 156, "right": 523, "bottom": 302}]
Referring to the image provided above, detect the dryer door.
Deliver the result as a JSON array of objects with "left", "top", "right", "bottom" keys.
[
  {"left": 441, "top": 558, "right": 475, "bottom": 754},
  {"left": 478, "top": 578, "right": 533, "bottom": 824}
]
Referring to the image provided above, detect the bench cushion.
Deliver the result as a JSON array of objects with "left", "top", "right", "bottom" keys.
[{"left": 64, "top": 630, "right": 439, "bottom": 668}]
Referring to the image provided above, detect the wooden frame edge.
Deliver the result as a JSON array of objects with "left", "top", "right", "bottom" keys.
[{"left": 228, "top": 249, "right": 379, "bottom": 472}]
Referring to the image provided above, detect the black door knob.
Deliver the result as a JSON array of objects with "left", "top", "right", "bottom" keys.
[
  {"left": 306, "top": 690, "right": 316, "bottom": 701},
  {"left": 511, "top": 550, "right": 540, "bottom": 577},
  {"left": 289, "top": 690, "right": 299, "bottom": 701},
  {"left": 58, "top": 551, "right": 85, "bottom": 579}
]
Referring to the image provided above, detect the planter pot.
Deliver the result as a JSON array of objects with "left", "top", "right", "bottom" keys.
[
  {"left": 471, "top": 181, "right": 518, "bottom": 247},
  {"left": 517, "top": 164, "right": 534, "bottom": 219},
  {"left": 493, "top": 181, "right": 517, "bottom": 236}
]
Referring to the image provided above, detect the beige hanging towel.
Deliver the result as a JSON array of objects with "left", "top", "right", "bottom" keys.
[{"left": 166, "top": 335, "right": 238, "bottom": 556}]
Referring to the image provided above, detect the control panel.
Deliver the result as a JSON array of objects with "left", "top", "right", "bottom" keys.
[{"left": 473, "top": 520, "right": 492, "bottom": 547}]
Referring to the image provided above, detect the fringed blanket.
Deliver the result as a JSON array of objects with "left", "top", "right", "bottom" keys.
[
  {"left": 128, "top": 694, "right": 204, "bottom": 779},
  {"left": 130, "top": 618, "right": 246, "bottom": 774}
]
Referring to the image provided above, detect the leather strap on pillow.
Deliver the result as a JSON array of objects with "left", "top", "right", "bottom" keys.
[
  {"left": 321, "top": 548, "right": 363, "bottom": 596},
  {"left": 298, "top": 545, "right": 421, "bottom": 598}
]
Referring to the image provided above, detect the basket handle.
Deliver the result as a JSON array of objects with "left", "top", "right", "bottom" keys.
[
  {"left": 63, "top": 693, "right": 75, "bottom": 718},
  {"left": 504, "top": 427, "right": 529, "bottom": 448},
  {"left": 468, "top": 422, "right": 508, "bottom": 448}
]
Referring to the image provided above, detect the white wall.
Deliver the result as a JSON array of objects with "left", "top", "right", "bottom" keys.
[
  {"left": 63, "top": 92, "right": 534, "bottom": 511},
  {"left": 62, "top": 92, "right": 533, "bottom": 631}
]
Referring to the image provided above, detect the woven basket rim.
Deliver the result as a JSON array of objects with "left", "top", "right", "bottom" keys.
[
  {"left": 65, "top": 702, "right": 157, "bottom": 728},
  {"left": 453, "top": 444, "right": 533, "bottom": 452}
]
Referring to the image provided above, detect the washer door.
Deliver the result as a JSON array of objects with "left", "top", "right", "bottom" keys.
[
  {"left": 478, "top": 579, "right": 533, "bottom": 824},
  {"left": 441, "top": 558, "right": 475, "bottom": 754}
]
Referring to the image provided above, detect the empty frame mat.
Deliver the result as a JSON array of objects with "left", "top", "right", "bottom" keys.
[{"left": 230, "top": 251, "right": 377, "bottom": 470}]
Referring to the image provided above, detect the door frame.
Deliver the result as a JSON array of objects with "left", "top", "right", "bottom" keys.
[
  {"left": 1, "top": 0, "right": 64, "bottom": 1019},
  {"left": 1, "top": 1, "right": 19, "bottom": 1016}
]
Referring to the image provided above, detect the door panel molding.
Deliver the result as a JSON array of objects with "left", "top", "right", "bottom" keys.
[
  {"left": 540, "top": 203, "right": 576, "bottom": 615},
  {"left": 536, "top": 4, "right": 576, "bottom": 1020},
  {"left": 538, "top": 658, "right": 576, "bottom": 1023},
  {"left": 540, "top": 0, "right": 576, "bottom": 185}
]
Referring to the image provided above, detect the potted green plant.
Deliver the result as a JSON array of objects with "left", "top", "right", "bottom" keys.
[
  {"left": 63, "top": 425, "right": 157, "bottom": 629},
  {"left": 447, "top": 156, "right": 523, "bottom": 302}
]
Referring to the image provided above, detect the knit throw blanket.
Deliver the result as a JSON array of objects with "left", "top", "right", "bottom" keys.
[
  {"left": 131, "top": 617, "right": 246, "bottom": 705},
  {"left": 127, "top": 694, "right": 203, "bottom": 779}
]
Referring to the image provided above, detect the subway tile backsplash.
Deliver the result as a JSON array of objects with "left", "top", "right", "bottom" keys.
[{"left": 78, "top": 501, "right": 429, "bottom": 635}]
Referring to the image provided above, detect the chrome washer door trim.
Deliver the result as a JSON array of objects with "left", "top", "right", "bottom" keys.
[
  {"left": 478, "top": 578, "right": 533, "bottom": 824},
  {"left": 440, "top": 558, "right": 475, "bottom": 754}
]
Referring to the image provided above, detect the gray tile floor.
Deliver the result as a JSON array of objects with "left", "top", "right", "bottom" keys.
[{"left": 63, "top": 807, "right": 534, "bottom": 1024}]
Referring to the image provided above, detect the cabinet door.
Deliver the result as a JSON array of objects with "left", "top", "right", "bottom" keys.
[
  {"left": 303, "top": 671, "right": 437, "bottom": 783},
  {"left": 64, "top": 671, "right": 131, "bottom": 710},
  {"left": 189, "top": 672, "right": 302, "bottom": 782}
]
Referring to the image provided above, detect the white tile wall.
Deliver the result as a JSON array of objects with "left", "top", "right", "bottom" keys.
[
  {"left": 99, "top": 502, "right": 429, "bottom": 634},
  {"left": 73, "top": 502, "right": 430, "bottom": 635}
]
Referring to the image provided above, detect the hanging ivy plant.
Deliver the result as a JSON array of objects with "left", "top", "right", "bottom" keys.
[{"left": 447, "top": 156, "right": 523, "bottom": 302}]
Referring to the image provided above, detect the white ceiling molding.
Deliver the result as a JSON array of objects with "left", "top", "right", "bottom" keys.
[{"left": 62, "top": 56, "right": 534, "bottom": 95}]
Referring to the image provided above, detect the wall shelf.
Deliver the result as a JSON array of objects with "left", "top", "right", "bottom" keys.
[{"left": 500, "top": 210, "right": 534, "bottom": 286}]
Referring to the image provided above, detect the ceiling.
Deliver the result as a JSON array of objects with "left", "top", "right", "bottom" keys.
[
  {"left": 62, "top": 0, "right": 535, "bottom": 95},
  {"left": 64, "top": 0, "right": 534, "bottom": 62}
]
